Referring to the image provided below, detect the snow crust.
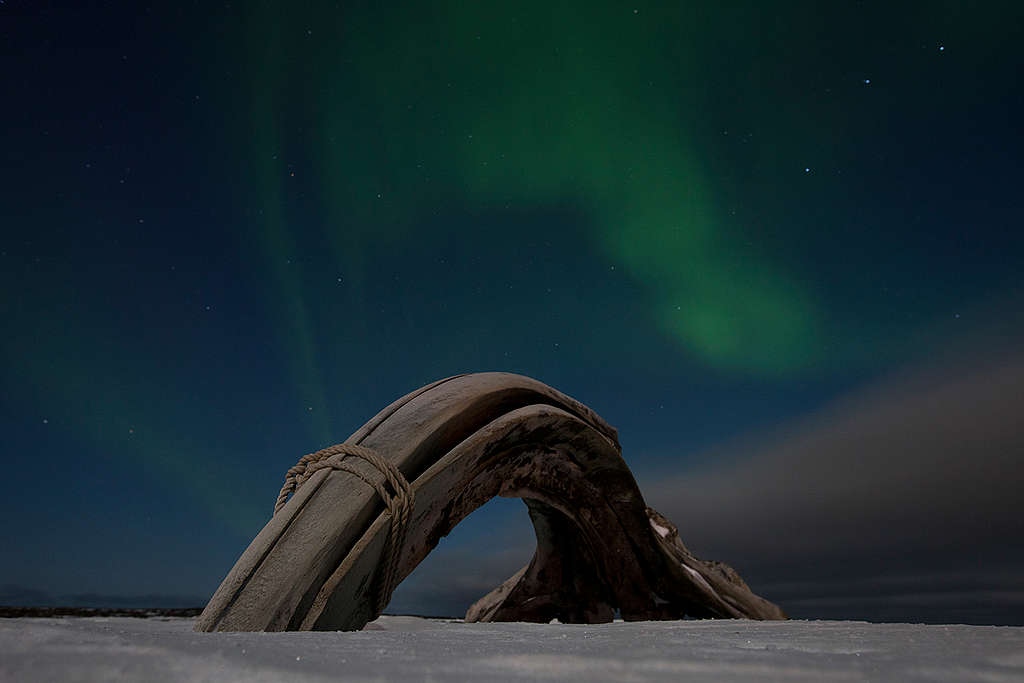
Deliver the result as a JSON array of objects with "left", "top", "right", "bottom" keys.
[{"left": 1, "top": 615, "right": 1022, "bottom": 682}]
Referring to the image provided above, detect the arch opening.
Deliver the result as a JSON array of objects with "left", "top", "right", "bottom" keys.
[{"left": 382, "top": 496, "right": 532, "bottom": 619}]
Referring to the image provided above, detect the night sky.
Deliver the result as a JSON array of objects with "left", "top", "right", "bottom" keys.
[{"left": 3, "top": 1, "right": 1023, "bottom": 625}]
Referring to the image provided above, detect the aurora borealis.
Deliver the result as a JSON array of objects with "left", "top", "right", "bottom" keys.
[{"left": 2, "top": 2, "right": 1023, "bottom": 623}]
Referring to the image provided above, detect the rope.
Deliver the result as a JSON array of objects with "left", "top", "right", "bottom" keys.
[{"left": 274, "top": 442, "right": 414, "bottom": 615}]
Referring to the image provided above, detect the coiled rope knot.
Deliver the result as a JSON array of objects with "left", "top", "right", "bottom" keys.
[{"left": 274, "top": 442, "right": 414, "bottom": 615}]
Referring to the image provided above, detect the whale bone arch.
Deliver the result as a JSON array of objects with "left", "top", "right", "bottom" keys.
[{"left": 196, "top": 373, "right": 785, "bottom": 631}]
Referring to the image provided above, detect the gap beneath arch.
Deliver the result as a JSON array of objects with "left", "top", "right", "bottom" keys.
[{"left": 383, "top": 497, "right": 535, "bottom": 619}]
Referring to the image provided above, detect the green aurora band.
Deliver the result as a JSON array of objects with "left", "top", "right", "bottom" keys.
[{"left": 237, "top": 0, "right": 822, "bottom": 416}]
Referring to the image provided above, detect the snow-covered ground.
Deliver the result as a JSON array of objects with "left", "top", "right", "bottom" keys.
[{"left": 2, "top": 616, "right": 1022, "bottom": 682}]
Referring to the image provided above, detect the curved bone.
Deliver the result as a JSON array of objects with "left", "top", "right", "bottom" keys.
[{"left": 195, "top": 373, "right": 785, "bottom": 631}]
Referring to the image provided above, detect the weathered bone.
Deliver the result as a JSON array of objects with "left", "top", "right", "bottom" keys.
[{"left": 195, "top": 373, "right": 785, "bottom": 631}]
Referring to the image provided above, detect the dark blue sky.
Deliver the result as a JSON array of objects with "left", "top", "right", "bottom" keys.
[{"left": 2, "top": 1, "right": 1022, "bottom": 624}]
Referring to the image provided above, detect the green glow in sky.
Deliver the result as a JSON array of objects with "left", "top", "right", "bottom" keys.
[{"left": 239, "top": 2, "right": 821, "bottom": 385}]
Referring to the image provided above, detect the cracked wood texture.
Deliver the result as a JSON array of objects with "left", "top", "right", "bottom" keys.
[{"left": 195, "top": 373, "right": 785, "bottom": 632}]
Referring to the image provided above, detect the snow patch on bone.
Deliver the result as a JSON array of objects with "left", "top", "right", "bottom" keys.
[
  {"left": 650, "top": 520, "right": 670, "bottom": 537},
  {"left": 682, "top": 564, "right": 716, "bottom": 595}
]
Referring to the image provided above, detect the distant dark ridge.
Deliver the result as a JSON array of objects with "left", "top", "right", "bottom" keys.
[{"left": 0, "top": 607, "right": 203, "bottom": 618}]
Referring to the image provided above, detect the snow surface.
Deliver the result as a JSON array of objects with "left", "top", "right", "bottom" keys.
[{"left": 1, "top": 616, "right": 1022, "bottom": 682}]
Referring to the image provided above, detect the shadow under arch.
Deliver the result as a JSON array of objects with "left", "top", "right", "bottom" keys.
[{"left": 196, "top": 373, "right": 785, "bottom": 631}]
